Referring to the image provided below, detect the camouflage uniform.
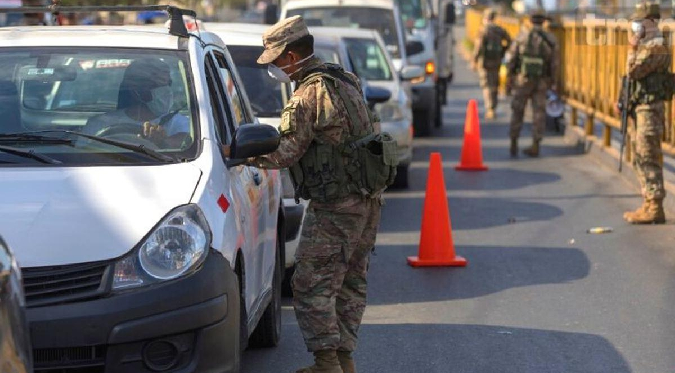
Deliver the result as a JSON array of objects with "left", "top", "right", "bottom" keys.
[
  {"left": 472, "top": 11, "right": 511, "bottom": 117},
  {"left": 622, "top": 14, "right": 668, "bottom": 224},
  {"left": 506, "top": 14, "right": 559, "bottom": 156},
  {"left": 250, "top": 16, "right": 382, "bottom": 362}
]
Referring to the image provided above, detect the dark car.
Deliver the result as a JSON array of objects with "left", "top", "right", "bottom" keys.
[{"left": 0, "top": 235, "right": 32, "bottom": 373}]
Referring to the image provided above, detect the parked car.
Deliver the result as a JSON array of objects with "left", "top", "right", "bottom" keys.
[
  {"left": 0, "top": 235, "right": 32, "bottom": 373},
  {"left": 280, "top": 0, "right": 434, "bottom": 136},
  {"left": 204, "top": 22, "right": 308, "bottom": 294},
  {"left": 311, "top": 26, "right": 423, "bottom": 187},
  {"left": 0, "top": 9, "right": 283, "bottom": 373}
]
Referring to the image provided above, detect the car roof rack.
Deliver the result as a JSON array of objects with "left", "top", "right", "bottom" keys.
[{"left": 0, "top": 4, "right": 197, "bottom": 38}]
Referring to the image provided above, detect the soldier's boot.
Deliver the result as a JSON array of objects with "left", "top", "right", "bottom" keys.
[
  {"left": 523, "top": 140, "right": 540, "bottom": 157},
  {"left": 510, "top": 138, "right": 518, "bottom": 157},
  {"left": 337, "top": 351, "right": 356, "bottom": 373},
  {"left": 296, "top": 350, "right": 344, "bottom": 373},
  {"left": 624, "top": 199, "right": 666, "bottom": 225},
  {"left": 486, "top": 109, "right": 495, "bottom": 119},
  {"left": 622, "top": 202, "right": 648, "bottom": 221}
]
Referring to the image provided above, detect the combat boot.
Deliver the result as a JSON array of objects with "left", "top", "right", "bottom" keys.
[
  {"left": 523, "top": 140, "right": 540, "bottom": 157},
  {"left": 624, "top": 199, "right": 666, "bottom": 224},
  {"left": 622, "top": 202, "right": 648, "bottom": 221},
  {"left": 337, "top": 351, "right": 356, "bottom": 373},
  {"left": 486, "top": 109, "right": 495, "bottom": 119},
  {"left": 296, "top": 350, "right": 344, "bottom": 373},
  {"left": 510, "top": 138, "right": 518, "bottom": 157}
]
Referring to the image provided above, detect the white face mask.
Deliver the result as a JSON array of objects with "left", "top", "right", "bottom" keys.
[
  {"left": 147, "top": 86, "right": 173, "bottom": 116},
  {"left": 267, "top": 53, "right": 315, "bottom": 83}
]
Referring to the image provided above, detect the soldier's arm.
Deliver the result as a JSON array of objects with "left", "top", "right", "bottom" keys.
[
  {"left": 248, "top": 87, "right": 318, "bottom": 169},
  {"left": 549, "top": 35, "right": 561, "bottom": 89},
  {"left": 472, "top": 30, "right": 484, "bottom": 64},
  {"left": 627, "top": 44, "right": 670, "bottom": 80},
  {"left": 505, "top": 34, "right": 521, "bottom": 79}
]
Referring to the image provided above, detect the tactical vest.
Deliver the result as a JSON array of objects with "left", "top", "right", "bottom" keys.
[
  {"left": 631, "top": 70, "right": 675, "bottom": 105},
  {"left": 519, "top": 30, "right": 552, "bottom": 79},
  {"left": 288, "top": 64, "right": 398, "bottom": 203}
]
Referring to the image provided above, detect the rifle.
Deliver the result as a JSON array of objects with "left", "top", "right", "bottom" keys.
[{"left": 618, "top": 75, "right": 632, "bottom": 172}]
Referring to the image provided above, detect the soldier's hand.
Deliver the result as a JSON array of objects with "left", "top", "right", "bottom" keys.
[
  {"left": 615, "top": 102, "right": 622, "bottom": 116},
  {"left": 629, "top": 34, "right": 640, "bottom": 49},
  {"left": 221, "top": 144, "right": 231, "bottom": 158}
]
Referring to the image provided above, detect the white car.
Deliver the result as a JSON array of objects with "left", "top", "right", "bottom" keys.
[
  {"left": 204, "top": 22, "right": 309, "bottom": 292},
  {"left": 0, "top": 8, "right": 283, "bottom": 373},
  {"left": 311, "top": 26, "right": 424, "bottom": 187}
]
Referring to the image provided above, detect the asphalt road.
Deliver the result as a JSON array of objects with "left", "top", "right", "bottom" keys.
[{"left": 242, "top": 49, "right": 675, "bottom": 373}]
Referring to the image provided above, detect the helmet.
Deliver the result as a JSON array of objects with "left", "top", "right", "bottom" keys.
[
  {"left": 646, "top": 2, "right": 661, "bottom": 19},
  {"left": 630, "top": 2, "right": 659, "bottom": 21},
  {"left": 546, "top": 90, "right": 564, "bottom": 118},
  {"left": 529, "top": 8, "right": 547, "bottom": 23}
]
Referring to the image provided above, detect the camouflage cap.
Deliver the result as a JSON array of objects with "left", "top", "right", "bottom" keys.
[
  {"left": 629, "top": 2, "right": 654, "bottom": 21},
  {"left": 529, "top": 7, "right": 547, "bottom": 22},
  {"left": 257, "top": 15, "right": 310, "bottom": 65},
  {"left": 646, "top": 2, "right": 661, "bottom": 19}
]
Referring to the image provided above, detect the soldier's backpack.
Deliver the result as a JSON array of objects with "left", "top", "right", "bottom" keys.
[
  {"left": 482, "top": 27, "right": 505, "bottom": 62},
  {"left": 519, "top": 30, "right": 553, "bottom": 79}
]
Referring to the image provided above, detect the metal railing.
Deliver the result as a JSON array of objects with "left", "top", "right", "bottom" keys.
[{"left": 464, "top": 7, "right": 675, "bottom": 157}]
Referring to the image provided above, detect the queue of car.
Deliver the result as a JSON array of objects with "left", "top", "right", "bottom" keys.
[{"left": 0, "top": 0, "right": 453, "bottom": 371}]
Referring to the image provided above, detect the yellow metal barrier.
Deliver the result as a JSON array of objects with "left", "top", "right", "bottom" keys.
[{"left": 464, "top": 8, "right": 675, "bottom": 156}]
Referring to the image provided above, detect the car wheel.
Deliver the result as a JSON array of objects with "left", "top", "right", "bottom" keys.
[
  {"left": 434, "top": 92, "right": 443, "bottom": 128},
  {"left": 393, "top": 165, "right": 409, "bottom": 188},
  {"left": 248, "top": 235, "right": 282, "bottom": 348},
  {"left": 282, "top": 265, "right": 294, "bottom": 298},
  {"left": 413, "top": 109, "right": 431, "bottom": 137}
]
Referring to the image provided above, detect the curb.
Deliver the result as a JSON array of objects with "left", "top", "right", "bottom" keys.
[{"left": 564, "top": 125, "right": 675, "bottom": 216}]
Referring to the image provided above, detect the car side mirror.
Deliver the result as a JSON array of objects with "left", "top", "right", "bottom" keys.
[
  {"left": 405, "top": 40, "right": 425, "bottom": 57},
  {"left": 227, "top": 123, "right": 280, "bottom": 167},
  {"left": 445, "top": 2, "right": 456, "bottom": 25},
  {"left": 399, "top": 65, "right": 425, "bottom": 81},
  {"left": 365, "top": 86, "right": 391, "bottom": 108}
]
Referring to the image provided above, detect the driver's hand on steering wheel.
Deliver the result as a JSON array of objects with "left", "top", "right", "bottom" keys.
[{"left": 141, "top": 121, "right": 167, "bottom": 143}]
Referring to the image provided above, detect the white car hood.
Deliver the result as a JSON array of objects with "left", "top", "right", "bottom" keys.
[{"left": 0, "top": 164, "right": 201, "bottom": 267}]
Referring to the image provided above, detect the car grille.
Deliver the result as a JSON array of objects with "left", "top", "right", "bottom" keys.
[
  {"left": 22, "top": 261, "right": 111, "bottom": 308},
  {"left": 34, "top": 345, "right": 106, "bottom": 372}
]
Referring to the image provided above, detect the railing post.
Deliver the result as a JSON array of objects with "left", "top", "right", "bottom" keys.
[
  {"left": 571, "top": 107, "right": 578, "bottom": 127},
  {"left": 603, "top": 124, "right": 611, "bottom": 147},
  {"left": 585, "top": 112, "right": 594, "bottom": 137}
]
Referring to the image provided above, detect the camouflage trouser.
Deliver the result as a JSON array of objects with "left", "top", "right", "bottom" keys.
[
  {"left": 629, "top": 102, "right": 666, "bottom": 201},
  {"left": 292, "top": 195, "right": 382, "bottom": 352},
  {"left": 510, "top": 78, "right": 548, "bottom": 141},
  {"left": 479, "top": 67, "right": 500, "bottom": 111}
]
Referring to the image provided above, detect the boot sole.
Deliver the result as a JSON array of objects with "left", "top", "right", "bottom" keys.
[{"left": 626, "top": 218, "right": 666, "bottom": 225}]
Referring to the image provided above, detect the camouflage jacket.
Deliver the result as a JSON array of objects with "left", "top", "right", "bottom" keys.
[
  {"left": 472, "top": 23, "right": 511, "bottom": 69},
  {"left": 506, "top": 25, "right": 559, "bottom": 86},
  {"left": 627, "top": 34, "right": 671, "bottom": 80},
  {"left": 249, "top": 57, "right": 374, "bottom": 170}
]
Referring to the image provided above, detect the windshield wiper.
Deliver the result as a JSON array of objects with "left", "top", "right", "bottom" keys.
[
  {"left": 20, "top": 130, "right": 176, "bottom": 163},
  {"left": 0, "top": 145, "right": 62, "bottom": 164},
  {"left": 0, "top": 133, "right": 74, "bottom": 145}
]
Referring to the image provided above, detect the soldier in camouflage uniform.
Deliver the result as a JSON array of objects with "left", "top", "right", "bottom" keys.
[
  {"left": 224, "top": 16, "right": 383, "bottom": 373},
  {"left": 505, "top": 8, "right": 559, "bottom": 157},
  {"left": 619, "top": 4, "right": 668, "bottom": 224},
  {"left": 472, "top": 8, "right": 511, "bottom": 119}
]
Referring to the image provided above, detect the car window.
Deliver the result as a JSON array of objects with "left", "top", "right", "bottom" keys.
[
  {"left": 0, "top": 48, "right": 198, "bottom": 166},
  {"left": 228, "top": 45, "right": 285, "bottom": 118},
  {"left": 213, "top": 51, "right": 250, "bottom": 128},
  {"left": 344, "top": 38, "right": 393, "bottom": 81},
  {"left": 287, "top": 7, "right": 402, "bottom": 59},
  {"left": 205, "top": 53, "right": 231, "bottom": 145},
  {"left": 315, "top": 47, "right": 341, "bottom": 65}
]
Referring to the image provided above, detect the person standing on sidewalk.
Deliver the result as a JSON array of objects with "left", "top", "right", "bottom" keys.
[
  {"left": 223, "top": 16, "right": 391, "bottom": 373},
  {"left": 505, "top": 8, "right": 559, "bottom": 157},
  {"left": 619, "top": 4, "right": 669, "bottom": 224},
  {"left": 472, "top": 8, "right": 511, "bottom": 120}
]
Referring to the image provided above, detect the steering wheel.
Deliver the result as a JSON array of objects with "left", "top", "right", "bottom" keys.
[{"left": 95, "top": 123, "right": 143, "bottom": 138}]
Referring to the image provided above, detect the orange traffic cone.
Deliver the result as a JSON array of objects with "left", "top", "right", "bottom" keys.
[
  {"left": 408, "top": 152, "right": 467, "bottom": 267},
  {"left": 456, "top": 99, "right": 488, "bottom": 171}
]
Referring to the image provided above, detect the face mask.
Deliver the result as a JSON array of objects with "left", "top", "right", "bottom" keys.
[
  {"left": 267, "top": 53, "right": 315, "bottom": 82},
  {"left": 147, "top": 86, "right": 173, "bottom": 116},
  {"left": 631, "top": 21, "right": 645, "bottom": 38}
]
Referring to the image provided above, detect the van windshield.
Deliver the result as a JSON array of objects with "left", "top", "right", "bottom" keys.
[
  {"left": 396, "top": 0, "right": 430, "bottom": 30},
  {"left": 286, "top": 7, "right": 402, "bottom": 59},
  {"left": 0, "top": 48, "right": 198, "bottom": 166}
]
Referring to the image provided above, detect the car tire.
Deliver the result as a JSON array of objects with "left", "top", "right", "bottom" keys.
[
  {"left": 282, "top": 265, "right": 294, "bottom": 298},
  {"left": 413, "top": 109, "right": 432, "bottom": 137},
  {"left": 236, "top": 258, "right": 248, "bottom": 353},
  {"left": 434, "top": 91, "right": 443, "bottom": 128},
  {"left": 248, "top": 235, "right": 282, "bottom": 348},
  {"left": 393, "top": 165, "right": 409, "bottom": 188}
]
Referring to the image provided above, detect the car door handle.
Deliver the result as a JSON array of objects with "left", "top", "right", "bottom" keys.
[{"left": 252, "top": 171, "right": 262, "bottom": 186}]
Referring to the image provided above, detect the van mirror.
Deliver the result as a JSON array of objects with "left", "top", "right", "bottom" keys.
[
  {"left": 405, "top": 40, "right": 425, "bottom": 56},
  {"left": 444, "top": 2, "right": 456, "bottom": 25},
  {"left": 400, "top": 65, "right": 425, "bottom": 80},
  {"left": 229, "top": 124, "right": 280, "bottom": 164}
]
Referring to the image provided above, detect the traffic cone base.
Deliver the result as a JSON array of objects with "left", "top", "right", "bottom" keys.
[
  {"left": 407, "top": 255, "right": 467, "bottom": 267},
  {"left": 456, "top": 99, "right": 488, "bottom": 171},
  {"left": 455, "top": 165, "right": 488, "bottom": 171}
]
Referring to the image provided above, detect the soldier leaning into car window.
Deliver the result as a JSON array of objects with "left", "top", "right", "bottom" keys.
[{"left": 221, "top": 16, "right": 383, "bottom": 373}]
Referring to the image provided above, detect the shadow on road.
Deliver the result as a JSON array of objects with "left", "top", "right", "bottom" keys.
[
  {"left": 367, "top": 245, "right": 590, "bottom": 305},
  {"left": 401, "top": 167, "right": 562, "bottom": 192}
]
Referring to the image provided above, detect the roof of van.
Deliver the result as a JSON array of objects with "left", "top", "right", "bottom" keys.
[
  {"left": 203, "top": 23, "right": 265, "bottom": 47},
  {"left": 284, "top": 0, "right": 396, "bottom": 10}
]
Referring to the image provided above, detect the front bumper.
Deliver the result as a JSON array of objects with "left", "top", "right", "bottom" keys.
[{"left": 28, "top": 250, "right": 240, "bottom": 373}]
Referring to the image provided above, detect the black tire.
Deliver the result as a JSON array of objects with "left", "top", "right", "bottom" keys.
[
  {"left": 235, "top": 258, "right": 248, "bottom": 353},
  {"left": 393, "top": 165, "right": 409, "bottom": 188},
  {"left": 434, "top": 91, "right": 443, "bottom": 128},
  {"left": 281, "top": 265, "right": 294, "bottom": 298},
  {"left": 248, "top": 236, "right": 282, "bottom": 348},
  {"left": 413, "top": 109, "right": 432, "bottom": 137}
]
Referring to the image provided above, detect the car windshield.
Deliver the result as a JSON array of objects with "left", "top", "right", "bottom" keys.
[
  {"left": 344, "top": 38, "right": 393, "bottom": 81},
  {"left": 228, "top": 45, "right": 285, "bottom": 118},
  {"left": 396, "top": 0, "right": 430, "bottom": 30},
  {"left": 315, "top": 46, "right": 341, "bottom": 65},
  {"left": 0, "top": 48, "right": 198, "bottom": 166},
  {"left": 287, "top": 7, "right": 402, "bottom": 59}
]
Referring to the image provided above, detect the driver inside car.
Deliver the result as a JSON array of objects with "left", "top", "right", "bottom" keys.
[{"left": 83, "top": 58, "right": 190, "bottom": 148}]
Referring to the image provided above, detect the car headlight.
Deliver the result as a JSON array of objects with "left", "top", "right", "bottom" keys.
[
  {"left": 113, "top": 204, "right": 211, "bottom": 290},
  {"left": 376, "top": 102, "right": 405, "bottom": 122}
]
